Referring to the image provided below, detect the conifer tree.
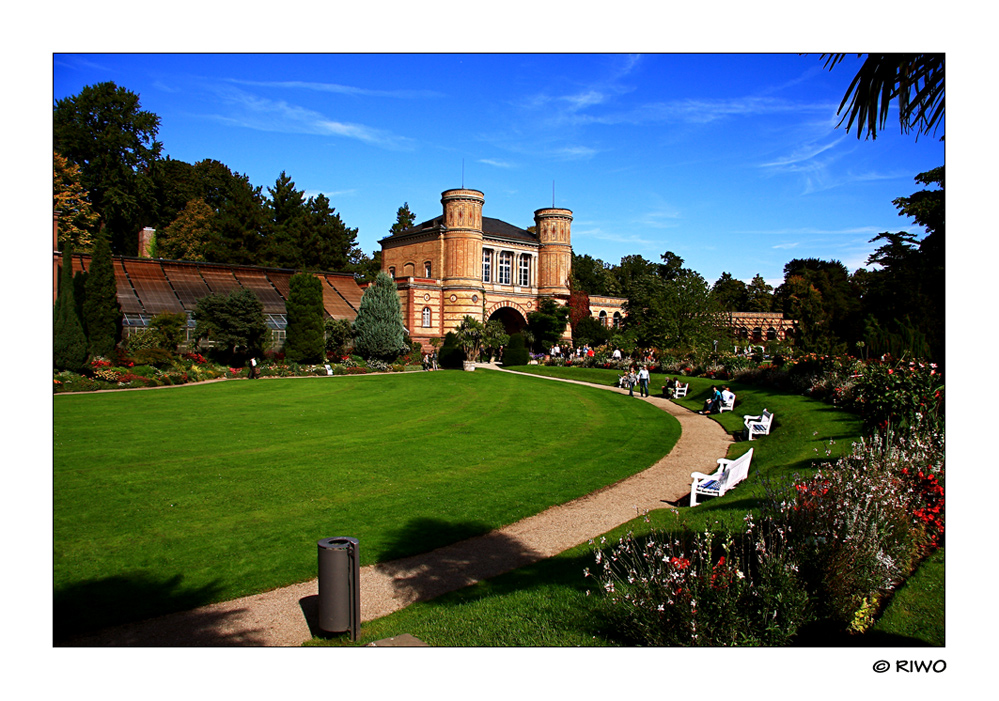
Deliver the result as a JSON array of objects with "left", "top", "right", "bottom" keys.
[
  {"left": 351, "top": 272, "right": 407, "bottom": 361},
  {"left": 284, "top": 273, "right": 326, "bottom": 364},
  {"left": 54, "top": 243, "right": 89, "bottom": 372},
  {"left": 82, "top": 231, "right": 122, "bottom": 358}
]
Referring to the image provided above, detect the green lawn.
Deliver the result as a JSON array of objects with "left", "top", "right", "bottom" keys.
[
  {"left": 310, "top": 366, "right": 948, "bottom": 647},
  {"left": 53, "top": 369, "right": 678, "bottom": 638}
]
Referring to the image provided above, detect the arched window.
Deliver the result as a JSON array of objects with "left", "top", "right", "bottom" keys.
[
  {"left": 518, "top": 254, "right": 531, "bottom": 286},
  {"left": 613, "top": 311, "right": 622, "bottom": 328},
  {"left": 482, "top": 249, "right": 492, "bottom": 282},
  {"left": 498, "top": 251, "right": 512, "bottom": 285},
  {"left": 599, "top": 310, "right": 608, "bottom": 326},
  {"left": 403, "top": 262, "right": 415, "bottom": 277},
  {"left": 388, "top": 266, "right": 395, "bottom": 278},
  {"left": 752, "top": 327, "right": 763, "bottom": 342},
  {"left": 424, "top": 261, "right": 432, "bottom": 278},
  {"left": 767, "top": 327, "right": 777, "bottom": 341},
  {"left": 422, "top": 307, "right": 432, "bottom": 328}
]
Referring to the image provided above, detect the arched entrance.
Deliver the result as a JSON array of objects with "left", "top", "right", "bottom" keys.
[{"left": 488, "top": 306, "right": 527, "bottom": 335}]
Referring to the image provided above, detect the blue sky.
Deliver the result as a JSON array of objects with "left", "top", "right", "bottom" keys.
[{"left": 52, "top": 53, "right": 944, "bottom": 288}]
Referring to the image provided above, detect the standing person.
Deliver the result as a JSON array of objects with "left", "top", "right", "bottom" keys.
[
  {"left": 627, "top": 367, "right": 638, "bottom": 397},
  {"left": 612, "top": 348, "right": 622, "bottom": 360},
  {"left": 638, "top": 365, "right": 650, "bottom": 397},
  {"left": 248, "top": 356, "right": 257, "bottom": 379}
]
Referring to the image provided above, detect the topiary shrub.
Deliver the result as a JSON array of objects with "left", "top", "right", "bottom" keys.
[
  {"left": 502, "top": 332, "right": 529, "bottom": 366},
  {"left": 437, "top": 332, "right": 465, "bottom": 369}
]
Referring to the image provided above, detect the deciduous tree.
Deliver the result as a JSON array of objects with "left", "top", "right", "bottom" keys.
[
  {"left": 53, "top": 82, "right": 163, "bottom": 254},
  {"left": 53, "top": 152, "right": 98, "bottom": 253}
]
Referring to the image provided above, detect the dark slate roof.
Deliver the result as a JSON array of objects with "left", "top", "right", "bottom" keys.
[{"left": 383, "top": 215, "right": 538, "bottom": 245}]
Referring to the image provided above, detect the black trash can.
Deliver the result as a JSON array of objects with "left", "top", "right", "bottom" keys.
[{"left": 317, "top": 536, "right": 360, "bottom": 640}]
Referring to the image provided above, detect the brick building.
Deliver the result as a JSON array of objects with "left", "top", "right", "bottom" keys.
[{"left": 379, "top": 188, "right": 627, "bottom": 348}]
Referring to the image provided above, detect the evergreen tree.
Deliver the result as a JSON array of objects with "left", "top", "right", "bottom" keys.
[
  {"left": 389, "top": 202, "right": 416, "bottom": 235},
  {"left": 352, "top": 272, "right": 408, "bottom": 361},
  {"left": 82, "top": 231, "right": 122, "bottom": 357},
  {"left": 261, "top": 171, "right": 308, "bottom": 268},
  {"left": 710, "top": 272, "right": 748, "bottom": 311},
  {"left": 306, "top": 193, "right": 361, "bottom": 271},
  {"left": 745, "top": 274, "right": 774, "bottom": 312},
  {"left": 284, "top": 273, "right": 326, "bottom": 363},
  {"left": 54, "top": 242, "right": 89, "bottom": 372}
]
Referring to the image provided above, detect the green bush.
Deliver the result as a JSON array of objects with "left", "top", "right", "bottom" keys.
[
  {"left": 438, "top": 332, "right": 465, "bottom": 369},
  {"left": 130, "top": 348, "right": 175, "bottom": 368},
  {"left": 502, "top": 333, "right": 529, "bottom": 366}
]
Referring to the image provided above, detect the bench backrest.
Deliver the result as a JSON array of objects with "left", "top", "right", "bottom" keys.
[
  {"left": 721, "top": 448, "right": 753, "bottom": 488},
  {"left": 760, "top": 410, "right": 773, "bottom": 425}
]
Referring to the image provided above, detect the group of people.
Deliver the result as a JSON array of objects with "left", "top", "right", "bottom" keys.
[
  {"left": 421, "top": 351, "right": 439, "bottom": 371},
  {"left": 620, "top": 365, "right": 651, "bottom": 397},
  {"left": 550, "top": 344, "right": 597, "bottom": 359},
  {"left": 699, "top": 385, "right": 735, "bottom": 414}
]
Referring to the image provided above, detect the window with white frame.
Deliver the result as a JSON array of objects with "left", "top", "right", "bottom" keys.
[
  {"left": 498, "top": 251, "right": 512, "bottom": 285},
  {"left": 482, "top": 249, "right": 492, "bottom": 282},
  {"left": 424, "top": 261, "right": 432, "bottom": 278},
  {"left": 422, "top": 307, "right": 432, "bottom": 327},
  {"left": 518, "top": 254, "right": 531, "bottom": 286}
]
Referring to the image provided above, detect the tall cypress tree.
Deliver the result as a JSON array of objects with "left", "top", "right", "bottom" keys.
[
  {"left": 82, "top": 231, "right": 122, "bottom": 357},
  {"left": 284, "top": 272, "right": 326, "bottom": 364},
  {"left": 54, "top": 243, "right": 89, "bottom": 372},
  {"left": 352, "top": 272, "right": 407, "bottom": 361}
]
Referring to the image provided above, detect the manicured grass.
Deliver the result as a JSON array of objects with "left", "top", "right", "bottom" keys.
[
  {"left": 312, "top": 367, "right": 891, "bottom": 646},
  {"left": 53, "top": 369, "right": 678, "bottom": 638}
]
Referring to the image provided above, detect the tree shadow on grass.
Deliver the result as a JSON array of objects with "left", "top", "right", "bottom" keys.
[
  {"left": 54, "top": 572, "right": 260, "bottom": 646},
  {"left": 365, "top": 517, "right": 547, "bottom": 610}
]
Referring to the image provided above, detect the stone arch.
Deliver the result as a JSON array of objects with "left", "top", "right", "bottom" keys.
[{"left": 486, "top": 302, "right": 529, "bottom": 335}]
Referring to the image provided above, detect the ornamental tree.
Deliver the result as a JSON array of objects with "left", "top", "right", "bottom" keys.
[
  {"left": 193, "top": 288, "right": 268, "bottom": 364},
  {"left": 54, "top": 242, "right": 89, "bottom": 372},
  {"left": 351, "top": 271, "right": 408, "bottom": 361},
  {"left": 82, "top": 231, "right": 122, "bottom": 358},
  {"left": 284, "top": 273, "right": 326, "bottom": 364}
]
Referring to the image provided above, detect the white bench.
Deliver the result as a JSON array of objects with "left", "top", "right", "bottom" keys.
[
  {"left": 673, "top": 382, "right": 689, "bottom": 398},
  {"left": 718, "top": 394, "right": 736, "bottom": 413},
  {"left": 690, "top": 447, "right": 754, "bottom": 507},
  {"left": 743, "top": 409, "right": 774, "bottom": 440},
  {"left": 324, "top": 364, "right": 334, "bottom": 376}
]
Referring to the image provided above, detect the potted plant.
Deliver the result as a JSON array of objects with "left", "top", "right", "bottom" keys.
[{"left": 454, "top": 316, "right": 485, "bottom": 371}]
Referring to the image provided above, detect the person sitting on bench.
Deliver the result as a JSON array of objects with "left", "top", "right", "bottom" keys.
[{"left": 700, "top": 386, "right": 722, "bottom": 414}]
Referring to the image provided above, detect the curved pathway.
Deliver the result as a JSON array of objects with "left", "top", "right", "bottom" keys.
[{"left": 63, "top": 366, "right": 732, "bottom": 646}]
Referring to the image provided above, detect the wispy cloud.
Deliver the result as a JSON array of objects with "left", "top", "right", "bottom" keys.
[
  {"left": 227, "top": 79, "right": 442, "bottom": 99},
  {"left": 479, "top": 158, "right": 517, "bottom": 169},
  {"left": 205, "top": 86, "right": 414, "bottom": 150},
  {"left": 760, "top": 135, "right": 846, "bottom": 168}
]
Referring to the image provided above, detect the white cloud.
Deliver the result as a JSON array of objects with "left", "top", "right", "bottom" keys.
[{"left": 206, "top": 86, "right": 414, "bottom": 150}]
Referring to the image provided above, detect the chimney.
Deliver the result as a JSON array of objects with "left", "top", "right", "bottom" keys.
[{"left": 139, "top": 227, "right": 156, "bottom": 258}]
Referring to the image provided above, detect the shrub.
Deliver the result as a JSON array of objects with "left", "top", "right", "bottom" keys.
[
  {"left": 130, "top": 347, "right": 175, "bottom": 368},
  {"left": 54, "top": 242, "right": 89, "bottom": 373},
  {"left": 438, "top": 332, "right": 465, "bottom": 369},
  {"left": 502, "top": 333, "right": 529, "bottom": 366},
  {"left": 851, "top": 356, "right": 943, "bottom": 435}
]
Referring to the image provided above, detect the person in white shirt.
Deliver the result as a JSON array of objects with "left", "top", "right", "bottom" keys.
[{"left": 637, "top": 365, "right": 650, "bottom": 397}]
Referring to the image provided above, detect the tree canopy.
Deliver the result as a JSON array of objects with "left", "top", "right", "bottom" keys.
[{"left": 54, "top": 81, "right": 163, "bottom": 254}]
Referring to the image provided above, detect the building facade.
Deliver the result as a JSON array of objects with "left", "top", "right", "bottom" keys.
[{"left": 379, "top": 188, "right": 627, "bottom": 348}]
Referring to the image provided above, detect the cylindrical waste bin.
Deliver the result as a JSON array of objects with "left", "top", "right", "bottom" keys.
[{"left": 317, "top": 536, "right": 360, "bottom": 640}]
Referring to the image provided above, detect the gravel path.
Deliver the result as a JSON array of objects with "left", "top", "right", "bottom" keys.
[{"left": 62, "top": 367, "right": 733, "bottom": 647}]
